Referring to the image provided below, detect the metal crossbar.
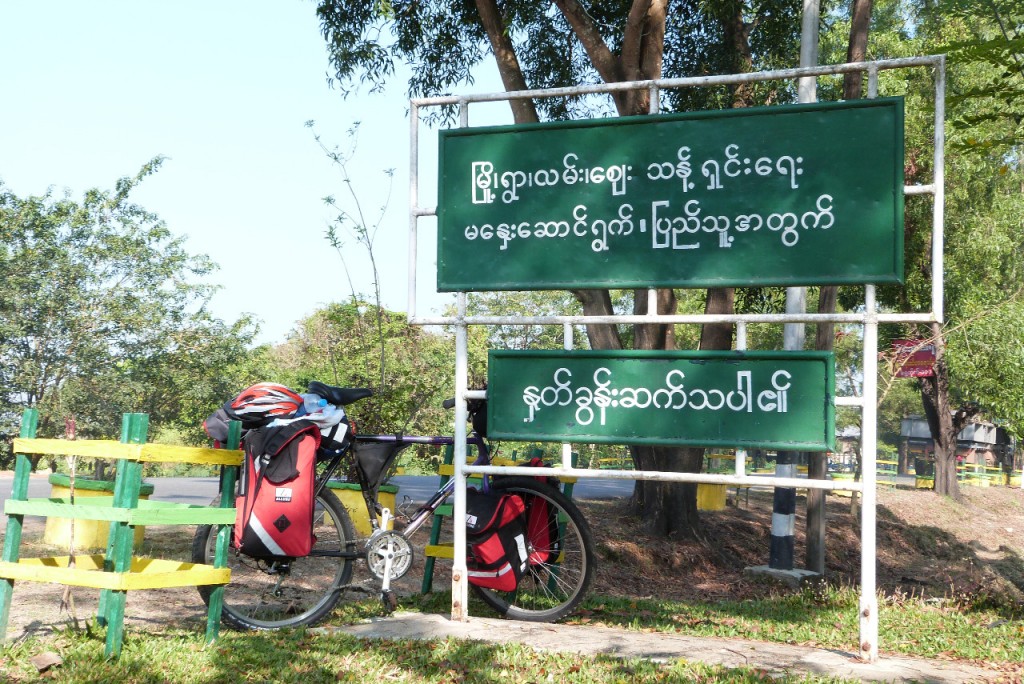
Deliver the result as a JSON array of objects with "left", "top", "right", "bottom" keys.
[{"left": 407, "top": 55, "right": 946, "bottom": 664}]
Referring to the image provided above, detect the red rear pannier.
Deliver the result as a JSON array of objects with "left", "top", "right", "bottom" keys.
[
  {"left": 234, "top": 422, "right": 320, "bottom": 558},
  {"left": 465, "top": 488, "right": 528, "bottom": 591}
]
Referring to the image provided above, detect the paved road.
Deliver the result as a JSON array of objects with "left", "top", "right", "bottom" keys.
[
  {"left": 0, "top": 473, "right": 636, "bottom": 511},
  {"left": 0, "top": 471, "right": 914, "bottom": 511}
]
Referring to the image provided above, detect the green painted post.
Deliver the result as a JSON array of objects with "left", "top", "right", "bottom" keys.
[
  {"left": 421, "top": 444, "right": 455, "bottom": 594},
  {"left": 205, "top": 420, "right": 241, "bottom": 643},
  {"left": 99, "top": 413, "right": 147, "bottom": 658},
  {"left": 0, "top": 410, "right": 40, "bottom": 639}
]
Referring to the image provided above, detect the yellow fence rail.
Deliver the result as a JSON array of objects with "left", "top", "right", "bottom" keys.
[{"left": 0, "top": 411, "right": 241, "bottom": 658}]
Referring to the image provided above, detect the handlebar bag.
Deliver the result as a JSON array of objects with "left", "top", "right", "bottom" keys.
[
  {"left": 464, "top": 488, "right": 528, "bottom": 591},
  {"left": 234, "top": 422, "right": 321, "bottom": 559}
]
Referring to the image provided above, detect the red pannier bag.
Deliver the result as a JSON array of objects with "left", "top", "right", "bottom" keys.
[
  {"left": 234, "top": 422, "right": 320, "bottom": 558},
  {"left": 465, "top": 488, "right": 529, "bottom": 591},
  {"left": 523, "top": 457, "right": 562, "bottom": 566}
]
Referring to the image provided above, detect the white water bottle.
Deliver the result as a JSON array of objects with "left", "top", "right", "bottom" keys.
[{"left": 300, "top": 393, "right": 327, "bottom": 414}]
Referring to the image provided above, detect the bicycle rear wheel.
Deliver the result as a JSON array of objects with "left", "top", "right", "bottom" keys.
[
  {"left": 193, "top": 488, "right": 356, "bottom": 630},
  {"left": 472, "top": 476, "right": 595, "bottom": 622}
]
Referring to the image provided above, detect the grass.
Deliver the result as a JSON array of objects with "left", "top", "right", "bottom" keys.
[
  {"left": 560, "top": 588, "right": 1024, "bottom": 663},
  {"left": 0, "top": 624, "right": 857, "bottom": 683},
  {"left": 2, "top": 584, "right": 1021, "bottom": 681},
  {"left": 402, "top": 585, "right": 1024, "bottom": 663}
]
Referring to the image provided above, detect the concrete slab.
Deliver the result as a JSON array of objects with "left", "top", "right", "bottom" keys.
[
  {"left": 744, "top": 565, "right": 821, "bottom": 588},
  {"left": 315, "top": 612, "right": 994, "bottom": 683}
]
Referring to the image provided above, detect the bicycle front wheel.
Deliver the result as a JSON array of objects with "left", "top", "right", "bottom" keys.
[
  {"left": 472, "top": 476, "right": 595, "bottom": 622},
  {"left": 193, "top": 488, "right": 356, "bottom": 630}
]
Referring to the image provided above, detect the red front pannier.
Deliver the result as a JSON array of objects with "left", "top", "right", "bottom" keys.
[
  {"left": 465, "top": 488, "right": 528, "bottom": 591},
  {"left": 234, "top": 422, "right": 320, "bottom": 559}
]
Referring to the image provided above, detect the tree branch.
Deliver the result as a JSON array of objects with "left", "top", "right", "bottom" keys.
[
  {"left": 474, "top": 0, "right": 539, "bottom": 124},
  {"left": 554, "top": 0, "right": 630, "bottom": 112},
  {"left": 621, "top": 0, "right": 655, "bottom": 82},
  {"left": 844, "top": 0, "right": 875, "bottom": 99},
  {"left": 571, "top": 289, "right": 623, "bottom": 350}
]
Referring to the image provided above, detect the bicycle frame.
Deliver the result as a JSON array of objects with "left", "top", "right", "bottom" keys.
[{"left": 309, "top": 431, "right": 492, "bottom": 560}]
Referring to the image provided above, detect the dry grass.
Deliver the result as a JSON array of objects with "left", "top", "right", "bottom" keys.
[{"left": 585, "top": 485, "right": 1024, "bottom": 607}]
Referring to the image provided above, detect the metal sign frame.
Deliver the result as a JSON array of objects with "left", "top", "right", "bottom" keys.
[{"left": 406, "top": 55, "right": 946, "bottom": 664}]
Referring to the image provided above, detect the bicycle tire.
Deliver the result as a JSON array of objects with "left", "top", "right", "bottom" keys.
[
  {"left": 472, "top": 476, "right": 595, "bottom": 622},
  {"left": 193, "top": 487, "right": 356, "bottom": 630}
]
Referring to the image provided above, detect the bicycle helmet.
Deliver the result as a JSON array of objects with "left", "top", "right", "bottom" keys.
[{"left": 223, "top": 382, "right": 303, "bottom": 428}]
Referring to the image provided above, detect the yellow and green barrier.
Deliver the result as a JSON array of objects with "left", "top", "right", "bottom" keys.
[{"left": 0, "top": 411, "right": 242, "bottom": 658}]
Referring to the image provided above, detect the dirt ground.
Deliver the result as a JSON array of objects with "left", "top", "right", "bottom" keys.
[
  {"left": 1, "top": 483, "right": 1022, "bottom": 645},
  {"left": 587, "top": 485, "right": 1024, "bottom": 606}
]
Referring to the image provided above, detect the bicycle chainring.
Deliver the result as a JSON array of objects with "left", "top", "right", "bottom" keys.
[{"left": 366, "top": 531, "right": 414, "bottom": 581}]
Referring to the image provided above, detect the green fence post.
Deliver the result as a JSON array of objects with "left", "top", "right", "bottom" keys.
[
  {"left": 98, "top": 413, "right": 147, "bottom": 658},
  {"left": 0, "top": 410, "right": 40, "bottom": 639},
  {"left": 205, "top": 420, "right": 241, "bottom": 643},
  {"left": 421, "top": 444, "right": 455, "bottom": 594}
]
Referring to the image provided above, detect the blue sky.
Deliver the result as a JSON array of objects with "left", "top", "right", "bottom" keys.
[{"left": 1, "top": 2, "right": 506, "bottom": 345}]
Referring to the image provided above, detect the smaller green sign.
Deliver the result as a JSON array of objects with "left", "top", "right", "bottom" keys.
[{"left": 487, "top": 350, "right": 835, "bottom": 451}]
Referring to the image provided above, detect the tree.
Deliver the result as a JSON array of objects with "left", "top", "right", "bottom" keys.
[
  {"left": 316, "top": 0, "right": 806, "bottom": 538},
  {"left": 273, "top": 301, "right": 457, "bottom": 438},
  {"left": 0, "top": 160, "right": 259, "bottom": 462},
  {"left": 838, "top": 0, "right": 1024, "bottom": 499}
]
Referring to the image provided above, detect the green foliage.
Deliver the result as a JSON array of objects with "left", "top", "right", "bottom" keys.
[
  {"left": 273, "top": 301, "right": 456, "bottom": 437},
  {"left": 461, "top": 290, "right": 584, "bottom": 351},
  {"left": 316, "top": 0, "right": 803, "bottom": 121},
  {"left": 0, "top": 162, "right": 260, "bottom": 459},
  {"left": 934, "top": 0, "right": 1024, "bottom": 152}
]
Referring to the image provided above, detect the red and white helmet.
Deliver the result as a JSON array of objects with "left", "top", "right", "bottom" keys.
[{"left": 223, "top": 382, "right": 302, "bottom": 427}]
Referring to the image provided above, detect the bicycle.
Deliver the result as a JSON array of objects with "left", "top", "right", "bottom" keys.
[{"left": 192, "top": 382, "right": 596, "bottom": 631}]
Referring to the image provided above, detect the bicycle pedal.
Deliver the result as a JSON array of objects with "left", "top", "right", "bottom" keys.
[{"left": 381, "top": 590, "right": 398, "bottom": 613}]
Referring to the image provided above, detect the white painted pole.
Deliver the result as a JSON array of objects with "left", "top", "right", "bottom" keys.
[
  {"left": 860, "top": 285, "right": 880, "bottom": 662},
  {"left": 407, "top": 104, "right": 419, "bottom": 320},
  {"left": 735, "top": 322, "right": 748, "bottom": 478},
  {"left": 562, "top": 323, "right": 574, "bottom": 469},
  {"left": 933, "top": 57, "right": 946, "bottom": 322},
  {"left": 451, "top": 292, "right": 470, "bottom": 621}
]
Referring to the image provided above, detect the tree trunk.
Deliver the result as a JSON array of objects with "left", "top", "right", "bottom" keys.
[
  {"left": 920, "top": 373, "right": 960, "bottom": 500},
  {"left": 897, "top": 439, "right": 910, "bottom": 476},
  {"left": 918, "top": 322, "right": 971, "bottom": 501},
  {"left": 808, "top": 0, "right": 876, "bottom": 573},
  {"left": 629, "top": 287, "right": 733, "bottom": 535},
  {"left": 628, "top": 444, "right": 704, "bottom": 538}
]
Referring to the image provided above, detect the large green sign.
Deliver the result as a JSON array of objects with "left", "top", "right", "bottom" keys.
[
  {"left": 487, "top": 350, "right": 836, "bottom": 451},
  {"left": 438, "top": 98, "right": 904, "bottom": 291}
]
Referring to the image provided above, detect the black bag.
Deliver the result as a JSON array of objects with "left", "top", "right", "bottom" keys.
[{"left": 464, "top": 488, "right": 528, "bottom": 591}]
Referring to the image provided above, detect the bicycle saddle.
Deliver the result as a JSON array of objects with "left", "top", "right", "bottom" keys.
[{"left": 307, "top": 381, "right": 373, "bottom": 407}]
